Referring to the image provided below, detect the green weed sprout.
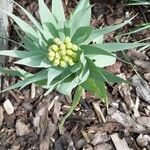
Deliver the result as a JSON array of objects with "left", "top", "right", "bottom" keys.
[{"left": 0, "top": 0, "right": 149, "bottom": 133}]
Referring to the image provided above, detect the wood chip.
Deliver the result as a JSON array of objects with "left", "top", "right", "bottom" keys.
[
  {"left": 108, "top": 107, "right": 145, "bottom": 133},
  {"left": 0, "top": 106, "right": 3, "bottom": 127},
  {"left": 31, "top": 83, "right": 36, "bottom": 99},
  {"left": 137, "top": 117, "right": 150, "bottom": 128},
  {"left": 134, "top": 60, "right": 150, "bottom": 72},
  {"left": 52, "top": 100, "right": 61, "bottom": 124},
  {"left": 16, "top": 120, "right": 30, "bottom": 136},
  {"left": 91, "top": 132, "right": 110, "bottom": 145},
  {"left": 132, "top": 75, "right": 150, "bottom": 104},
  {"left": 3, "top": 99, "right": 14, "bottom": 115},
  {"left": 92, "top": 102, "right": 106, "bottom": 123},
  {"left": 94, "top": 143, "right": 112, "bottom": 150},
  {"left": 111, "top": 133, "right": 130, "bottom": 150}
]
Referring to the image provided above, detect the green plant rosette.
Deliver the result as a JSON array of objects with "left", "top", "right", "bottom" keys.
[{"left": 0, "top": 0, "right": 149, "bottom": 133}]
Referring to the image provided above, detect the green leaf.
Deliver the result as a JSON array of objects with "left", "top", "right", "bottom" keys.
[
  {"left": 21, "top": 36, "right": 44, "bottom": 51},
  {"left": 83, "top": 17, "right": 134, "bottom": 44},
  {"left": 15, "top": 55, "right": 51, "bottom": 68},
  {"left": 0, "top": 50, "right": 43, "bottom": 59},
  {"left": 81, "top": 78, "right": 107, "bottom": 103},
  {"left": 69, "top": 63, "right": 82, "bottom": 73},
  {"left": 0, "top": 69, "right": 48, "bottom": 93},
  {"left": 0, "top": 67, "right": 24, "bottom": 77},
  {"left": 52, "top": 0, "right": 65, "bottom": 24},
  {"left": 72, "top": 0, "right": 89, "bottom": 15},
  {"left": 57, "top": 75, "right": 79, "bottom": 96},
  {"left": 59, "top": 86, "right": 84, "bottom": 134},
  {"left": 99, "top": 68, "right": 129, "bottom": 84},
  {"left": 80, "top": 45, "right": 114, "bottom": 57},
  {"left": 4, "top": 11, "right": 38, "bottom": 42},
  {"left": 78, "top": 61, "right": 90, "bottom": 84},
  {"left": 94, "top": 55, "right": 116, "bottom": 68},
  {"left": 38, "top": 0, "right": 57, "bottom": 28},
  {"left": 86, "top": 57, "right": 128, "bottom": 84},
  {"left": 93, "top": 43, "right": 150, "bottom": 52},
  {"left": 44, "top": 23, "right": 60, "bottom": 38},
  {"left": 70, "top": 6, "right": 91, "bottom": 35},
  {"left": 64, "top": 21, "right": 71, "bottom": 37},
  {"left": 44, "top": 67, "right": 72, "bottom": 95},
  {"left": 13, "top": 1, "right": 52, "bottom": 40},
  {"left": 47, "top": 67, "right": 62, "bottom": 86},
  {"left": 71, "top": 26, "right": 93, "bottom": 44}
]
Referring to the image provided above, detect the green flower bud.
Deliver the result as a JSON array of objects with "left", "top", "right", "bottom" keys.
[
  {"left": 66, "top": 42, "right": 73, "bottom": 49},
  {"left": 53, "top": 38, "right": 62, "bottom": 45},
  {"left": 66, "top": 49, "right": 73, "bottom": 56},
  {"left": 48, "top": 51, "right": 55, "bottom": 57},
  {"left": 53, "top": 58, "right": 60, "bottom": 66},
  {"left": 72, "top": 44, "right": 78, "bottom": 51},
  {"left": 59, "top": 50, "right": 66, "bottom": 56},
  {"left": 68, "top": 59, "right": 74, "bottom": 66},
  {"left": 60, "top": 60, "right": 66, "bottom": 67},
  {"left": 55, "top": 52, "right": 61, "bottom": 59},
  {"left": 64, "top": 36, "right": 71, "bottom": 43},
  {"left": 71, "top": 52, "right": 77, "bottom": 59},
  {"left": 59, "top": 44, "right": 66, "bottom": 50},
  {"left": 48, "top": 56, "right": 54, "bottom": 61},
  {"left": 63, "top": 55, "right": 70, "bottom": 62},
  {"left": 51, "top": 44, "right": 59, "bottom": 52}
]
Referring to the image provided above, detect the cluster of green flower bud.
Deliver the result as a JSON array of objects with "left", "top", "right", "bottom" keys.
[{"left": 48, "top": 37, "right": 79, "bottom": 67}]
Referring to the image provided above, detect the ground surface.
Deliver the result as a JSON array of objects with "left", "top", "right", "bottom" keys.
[{"left": 0, "top": 0, "right": 150, "bottom": 150}]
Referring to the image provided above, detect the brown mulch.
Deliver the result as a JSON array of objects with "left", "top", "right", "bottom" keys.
[{"left": 0, "top": 0, "right": 150, "bottom": 150}]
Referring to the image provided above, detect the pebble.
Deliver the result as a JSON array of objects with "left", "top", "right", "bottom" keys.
[
  {"left": 136, "top": 134, "right": 150, "bottom": 148},
  {"left": 3, "top": 99, "right": 14, "bottom": 115}
]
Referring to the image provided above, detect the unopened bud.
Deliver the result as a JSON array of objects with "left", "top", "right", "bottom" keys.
[
  {"left": 59, "top": 50, "right": 66, "bottom": 56},
  {"left": 68, "top": 59, "right": 74, "bottom": 66},
  {"left": 60, "top": 60, "right": 66, "bottom": 67},
  {"left": 59, "top": 44, "right": 66, "bottom": 50},
  {"left": 49, "top": 56, "right": 54, "bottom": 61},
  {"left": 64, "top": 36, "right": 71, "bottom": 43},
  {"left": 51, "top": 44, "right": 59, "bottom": 52},
  {"left": 66, "top": 49, "right": 73, "bottom": 56},
  {"left": 66, "top": 42, "right": 73, "bottom": 49},
  {"left": 48, "top": 51, "right": 55, "bottom": 57},
  {"left": 72, "top": 44, "right": 78, "bottom": 51},
  {"left": 55, "top": 52, "right": 61, "bottom": 59},
  {"left": 53, "top": 38, "right": 61, "bottom": 45},
  {"left": 53, "top": 58, "right": 60, "bottom": 66}
]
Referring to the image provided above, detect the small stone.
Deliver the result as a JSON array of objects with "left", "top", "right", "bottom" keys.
[
  {"left": 3, "top": 99, "right": 14, "bottom": 115},
  {"left": 136, "top": 134, "right": 150, "bottom": 147}
]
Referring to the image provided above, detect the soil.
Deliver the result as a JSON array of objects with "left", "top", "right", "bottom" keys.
[{"left": 0, "top": 0, "right": 150, "bottom": 150}]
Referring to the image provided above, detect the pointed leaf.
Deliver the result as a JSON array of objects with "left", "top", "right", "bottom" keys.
[
  {"left": 93, "top": 43, "right": 150, "bottom": 52},
  {"left": 38, "top": 0, "right": 57, "bottom": 27},
  {"left": 0, "top": 50, "right": 44, "bottom": 58},
  {"left": 52, "top": 0, "right": 65, "bottom": 23},
  {"left": 59, "top": 86, "right": 84, "bottom": 133},
  {"left": 4, "top": 11, "right": 38, "bottom": 42},
  {"left": 0, "top": 69, "right": 48, "bottom": 93},
  {"left": 83, "top": 17, "right": 134, "bottom": 44},
  {"left": 71, "top": 26, "right": 93, "bottom": 44}
]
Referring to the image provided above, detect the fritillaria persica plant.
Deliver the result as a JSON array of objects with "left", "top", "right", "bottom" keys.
[{"left": 0, "top": 0, "right": 148, "bottom": 132}]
